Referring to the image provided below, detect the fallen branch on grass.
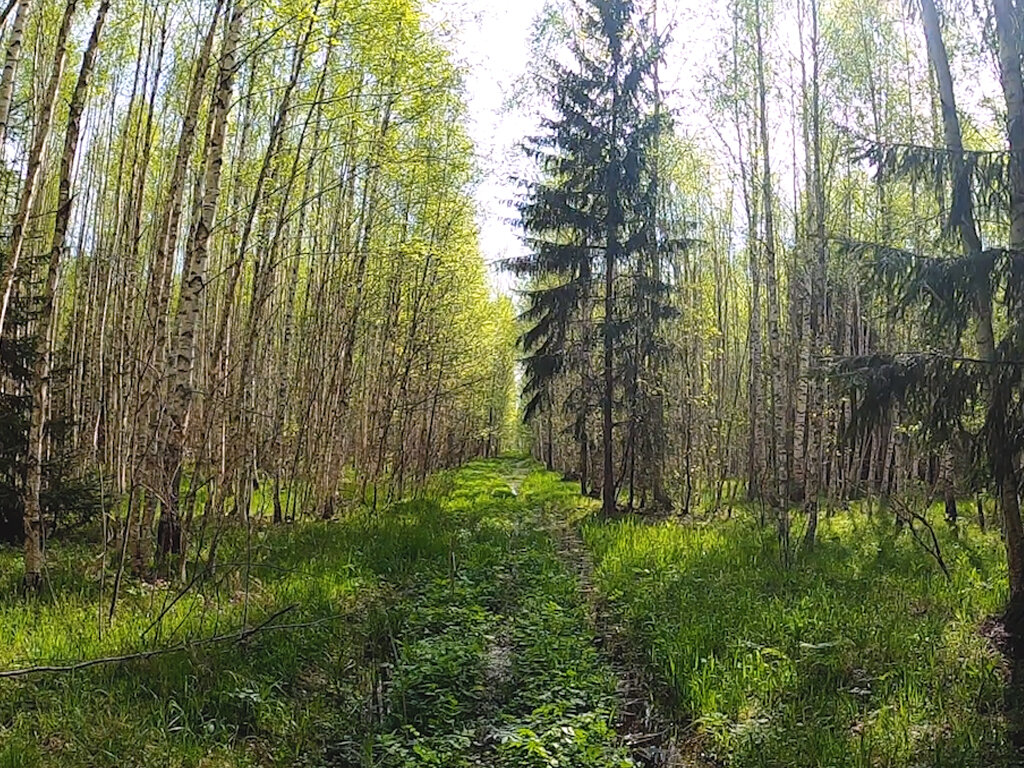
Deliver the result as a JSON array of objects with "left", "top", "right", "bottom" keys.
[{"left": 0, "top": 604, "right": 343, "bottom": 679}]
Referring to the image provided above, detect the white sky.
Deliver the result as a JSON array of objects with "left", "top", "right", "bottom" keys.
[{"left": 425, "top": 0, "right": 549, "bottom": 294}]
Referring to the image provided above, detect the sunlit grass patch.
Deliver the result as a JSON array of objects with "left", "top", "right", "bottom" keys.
[
  {"left": 0, "top": 490, "right": 461, "bottom": 765},
  {"left": 582, "top": 506, "right": 1012, "bottom": 767},
  {"left": 0, "top": 458, "right": 635, "bottom": 767}
]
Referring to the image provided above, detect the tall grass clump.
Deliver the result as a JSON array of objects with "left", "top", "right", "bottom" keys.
[{"left": 583, "top": 504, "right": 1012, "bottom": 767}]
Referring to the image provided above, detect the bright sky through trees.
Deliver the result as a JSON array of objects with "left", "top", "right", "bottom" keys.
[
  {"left": 430, "top": 0, "right": 1005, "bottom": 293},
  {"left": 425, "top": 0, "right": 546, "bottom": 292},
  {"left": 428, "top": 0, "right": 746, "bottom": 291}
]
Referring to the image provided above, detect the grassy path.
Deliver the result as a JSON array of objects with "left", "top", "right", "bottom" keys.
[
  {"left": 0, "top": 457, "right": 642, "bottom": 767},
  {"left": 366, "top": 457, "right": 635, "bottom": 767},
  {"left": 541, "top": 493, "right": 692, "bottom": 768}
]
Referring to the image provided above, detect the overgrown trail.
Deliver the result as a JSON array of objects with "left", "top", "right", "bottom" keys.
[
  {"left": 0, "top": 456, "right": 666, "bottom": 767},
  {"left": 372, "top": 455, "right": 695, "bottom": 767},
  {"left": 355, "top": 456, "right": 640, "bottom": 766},
  {"left": 543, "top": 500, "right": 692, "bottom": 768}
]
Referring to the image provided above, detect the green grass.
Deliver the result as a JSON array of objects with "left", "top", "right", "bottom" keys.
[
  {"left": 4, "top": 460, "right": 1013, "bottom": 766},
  {"left": 0, "top": 458, "right": 633, "bottom": 767},
  {"left": 567, "top": 471, "right": 1014, "bottom": 767}
]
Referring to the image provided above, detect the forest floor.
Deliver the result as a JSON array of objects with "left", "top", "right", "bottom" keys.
[
  {"left": 0, "top": 458, "right": 648, "bottom": 767},
  {"left": 0, "top": 457, "right": 1017, "bottom": 766}
]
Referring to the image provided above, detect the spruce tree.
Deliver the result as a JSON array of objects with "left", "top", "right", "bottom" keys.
[
  {"left": 835, "top": 0, "right": 1024, "bottom": 645},
  {"left": 508, "top": 0, "right": 671, "bottom": 515},
  {"left": 0, "top": 293, "right": 100, "bottom": 546}
]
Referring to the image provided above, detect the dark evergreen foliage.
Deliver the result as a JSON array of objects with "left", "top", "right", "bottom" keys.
[
  {"left": 0, "top": 295, "right": 100, "bottom": 544},
  {"left": 846, "top": 131, "right": 1016, "bottom": 233},
  {"left": 834, "top": 136, "right": 1024, "bottom": 514},
  {"left": 508, "top": 0, "right": 675, "bottom": 507}
]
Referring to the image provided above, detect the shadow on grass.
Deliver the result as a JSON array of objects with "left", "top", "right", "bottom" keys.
[
  {"left": 570, "top": 479, "right": 1013, "bottom": 768},
  {"left": 0, "top": 478, "right": 482, "bottom": 766}
]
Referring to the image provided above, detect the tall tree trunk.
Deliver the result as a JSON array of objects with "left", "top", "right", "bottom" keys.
[
  {"left": 754, "top": 0, "right": 786, "bottom": 506},
  {"left": 22, "top": 0, "right": 108, "bottom": 590},
  {"left": 0, "top": 0, "right": 77, "bottom": 341},
  {"left": 602, "top": 50, "right": 621, "bottom": 518},
  {"left": 0, "top": 0, "right": 29, "bottom": 147},
  {"left": 157, "top": 0, "right": 242, "bottom": 568},
  {"left": 922, "top": 0, "right": 1024, "bottom": 634},
  {"left": 746, "top": 173, "right": 764, "bottom": 500},
  {"left": 993, "top": 0, "right": 1024, "bottom": 636},
  {"left": 647, "top": 0, "right": 671, "bottom": 512},
  {"left": 731, "top": 3, "right": 764, "bottom": 501},
  {"left": 806, "top": 0, "right": 826, "bottom": 542},
  {"left": 994, "top": 0, "right": 1024, "bottom": 257}
]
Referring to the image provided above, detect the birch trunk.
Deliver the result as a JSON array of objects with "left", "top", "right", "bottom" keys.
[
  {"left": 0, "top": 0, "right": 77, "bottom": 341},
  {"left": 0, "top": 0, "right": 29, "bottom": 147},
  {"left": 754, "top": 0, "right": 788, "bottom": 520},
  {"left": 157, "top": 1, "right": 242, "bottom": 566},
  {"left": 23, "top": 0, "right": 108, "bottom": 590}
]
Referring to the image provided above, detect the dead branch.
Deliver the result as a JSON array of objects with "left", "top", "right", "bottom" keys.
[
  {"left": 891, "top": 497, "right": 951, "bottom": 580},
  {"left": 0, "top": 604, "right": 347, "bottom": 680}
]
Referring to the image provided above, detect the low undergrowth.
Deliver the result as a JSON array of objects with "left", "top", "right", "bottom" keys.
[
  {"left": 567, "top": 470, "right": 1015, "bottom": 767},
  {"left": 6, "top": 459, "right": 1007, "bottom": 767},
  {"left": 0, "top": 458, "right": 633, "bottom": 767}
]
